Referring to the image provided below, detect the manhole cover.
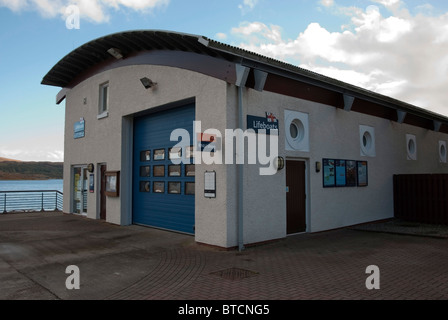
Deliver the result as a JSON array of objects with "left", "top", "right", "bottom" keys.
[{"left": 210, "top": 267, "right": 259, "bottom": 280}]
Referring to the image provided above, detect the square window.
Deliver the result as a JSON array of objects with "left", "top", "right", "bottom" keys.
[
  {"left": 185, "top": 182, "right": 195, "bottom": 195},
  {"left": 153, "top": 165, "right": 165, "bottom": 177},
  {"left": 153, "top": 182, "right": 165, "bottom": 193},
  {"left": 186, "top": 145, "right": 194, "bottom": 159},
  {"left": 140, "top": 150, "right": 151, "bottom": 162},
  {"left": 140, "top": 181, "right": 150, "bottom": 192},
  {"left": 154, "top": 149, "right": 165, "bottom": 161},
  {"left": 169, "top": 147, "right": 182, "bottom": 160},
  {"left": 185, "top": 164, "right": 195, "bottom": 177},
  {"left": 168, "top": 182, "right": 181, "bottom": 194},
  {"left": 169, "top": 165, "right": 181, "bottom": 177},
  {"left": 140, "top": 166, "right": 151, "bottom": 177}
]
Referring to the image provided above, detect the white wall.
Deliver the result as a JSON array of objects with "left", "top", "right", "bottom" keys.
[
  {"left": 64, "top": 64, "right": 232, "bottom": 247},
  {"left": 231, "top": 87, "right": 448, "bottom": 247},
  {"left": 63, "top": 63, "right": 448, "bottom": 249}
]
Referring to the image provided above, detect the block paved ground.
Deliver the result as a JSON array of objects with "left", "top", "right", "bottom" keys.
[{"left": 0, "top": 211, "right": 447, "bottom": 300}]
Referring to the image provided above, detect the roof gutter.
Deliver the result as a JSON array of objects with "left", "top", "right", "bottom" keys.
[{"left": 200, "top": 37, "right": 448, "bottom": 126}]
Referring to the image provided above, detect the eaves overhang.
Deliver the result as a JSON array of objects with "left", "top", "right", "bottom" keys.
[{"left": 41, "top": 30, "right": 448, "bottom": 133}]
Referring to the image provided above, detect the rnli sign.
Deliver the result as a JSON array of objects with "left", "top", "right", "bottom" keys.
[
  {"left": 247, "top": 112, "right": 279, "bottom": 134},
  {"left": 197, "top": 133, "right": 217, "bottom": 152},
  {"left": 74, "top": 118, "right": 85, "bottom": 139}
]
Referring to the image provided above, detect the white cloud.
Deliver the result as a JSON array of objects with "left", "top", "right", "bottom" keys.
[
  {"left": 230, "top": 4, "right": 448, "bottom": 116},
  {"left": 0, "top": 0, "right": 169, "bottom": 23},
  {"left": 215, "top": 32, "right": 227, "bottom": 40},
  {"left": 238, "top": 0, "right": 258, "bottom": 14},
  {"left": 320, "top": 0, "right": 334, "bottom": 7}
]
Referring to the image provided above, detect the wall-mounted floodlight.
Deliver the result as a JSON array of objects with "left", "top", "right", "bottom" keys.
[
  {"left": 107, "top": 48, "right": 123, "bottom": 60},
  {"left": 140, "top": 77, "right": 157, "bottom": 89},
  {"left": 315, "top": 161, "right": 321, "bottom": 173},
  {"left": 274, "top": 156, "right": 285, "bottom": 171}
]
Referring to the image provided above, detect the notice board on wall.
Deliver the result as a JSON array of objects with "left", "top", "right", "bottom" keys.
[{"left": 323, "top": 159, "right": 368, "bottom": 188}]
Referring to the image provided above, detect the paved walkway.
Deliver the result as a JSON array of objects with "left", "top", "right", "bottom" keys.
[{"left": 1, "top": 212, "right": 447, "bottom": 300}]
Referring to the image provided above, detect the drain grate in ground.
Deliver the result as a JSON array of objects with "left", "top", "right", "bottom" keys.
[{"left": 210, "top": 267, "right": 259, "bottom": 280}]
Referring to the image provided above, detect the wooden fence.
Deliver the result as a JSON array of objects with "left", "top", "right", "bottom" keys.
[{"left": 393, "top": 174, "right": 448, "bottom": 225}]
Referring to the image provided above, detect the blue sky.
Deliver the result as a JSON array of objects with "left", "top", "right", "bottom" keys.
[{"left": 1, "top": 0, "right": 447, "bottom": 162}]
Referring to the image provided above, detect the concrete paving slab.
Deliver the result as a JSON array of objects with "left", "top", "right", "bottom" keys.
[{"left": 1, "top": 211, "right": 448, "bottom": 300}]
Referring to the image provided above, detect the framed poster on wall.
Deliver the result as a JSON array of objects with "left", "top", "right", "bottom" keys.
[
  {"left": 323, "top": 159, "right": 335, "bottom": 188},
  {"left": 335, "top": 160, "right": 346, "bottom": 187},
  {"left": 345, "top": 160, "right": 357, "bottom": 187},
  {"left": 357, "top": 161, "right": 368, "bottom": 187},
  {"left": 89, "top": 174, "right": 94, "bottom": 193},
  {"left": 105, "top": 171, "right": 120, "bottom": 197}
]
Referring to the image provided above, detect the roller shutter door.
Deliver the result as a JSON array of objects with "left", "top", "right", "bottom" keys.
[{"left": 133, "top": 104, "right": 195, "bottom": 234}]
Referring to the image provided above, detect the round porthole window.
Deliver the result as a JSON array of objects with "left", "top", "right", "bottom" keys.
[
  {"left": 285, "top": 110, "right": 309, "bottom": 152},
  {"left": 289, "top": 119, "right": 304, "bottom": 142},
  {"left": 290, "top": 122, "right": 299, "bottom": 139},
  {"left": 362, "top": 131, "right": 372, "bottom": 150},
  {"left": 359, "top": 125, "right": 375, "bottom": 157},
  {"left": 440, "top": 143, "right": 446, "bottom": 162},
  {"left": 408, "top": 139, "right": 415, "bottom": 155},
  {"left": 406, "top": 134, "right": 417, "bottom": 160}
]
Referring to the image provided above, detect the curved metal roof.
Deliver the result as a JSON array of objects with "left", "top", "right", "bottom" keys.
[
  {"left": 42, "top": 29, "right": 448, "bottom": 127},
  {"left": 41, "top": 30, "right": 233, "bottom": 87}
]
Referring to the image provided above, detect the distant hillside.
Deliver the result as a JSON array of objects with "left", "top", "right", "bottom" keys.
[
  {"left": 0, "top": 157, "right": 22, "bottom": 162},
  {"left": 0, "top": 161, "right": 63, "bottom": 180}
]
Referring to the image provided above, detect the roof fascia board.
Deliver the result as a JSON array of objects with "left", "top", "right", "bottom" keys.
[{"left": 237, "top": 57, "right": 448, "bottom": 126}]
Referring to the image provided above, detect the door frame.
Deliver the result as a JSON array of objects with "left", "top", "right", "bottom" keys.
[
  {"left": 97, "top": 163, "right": 107, "bottom": 220},
  {"left": 71, "top": 165, "right": 88, "bottom": 215},
  {"left": 285, "top": 158, "right": 310, "bottom": 234}
]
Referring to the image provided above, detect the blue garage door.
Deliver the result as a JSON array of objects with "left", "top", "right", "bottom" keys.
[{"left": 133, "top": 104, "right": 195, "bottom": 234}]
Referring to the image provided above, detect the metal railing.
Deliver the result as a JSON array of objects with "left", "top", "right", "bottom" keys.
[{"left": 0, "top": 190, "right": 63, "bottom": 213}]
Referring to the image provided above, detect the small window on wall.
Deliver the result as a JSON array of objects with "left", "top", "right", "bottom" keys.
[
  {"left": 169, "top": 165, "right": 181, "bottom": 176},
  {"left": 185, "top": 164, "right": 195, "bottom": 177},
  {"left": 285, "top": 110, "right": 309, "bottom": 151},
  {"left": 185, "top": 182, "right": 195, "bottom": 195},
  {"left": 140, "top": 150, "right": 150, "bottom": 162},
  {"left": 140, "top": 181, "right": 150, "bottom": 192},
  {"left": 360, "top": 125, "right": 376, "bottom": 157},
  {"left": 153, "top": 165, "right": 165, "bottom": 177},
  {"left": 406, "top": 134, "right": 417, "bottom": 161},
  {"left": 153, "top": 182, "right": 165, "bottom": 193},
  {"left": 153, "top": 149, "right": 165, "bottom": 161},
  {"left": 168, "top": 182, "right": 181, "bottom": 194},
  {"left": 98, "top": 82, "right": 109, "bottom": 117},
  {"left": 439, "top": 141, "right": 447, "bottom": 163},
  {"left": 140, "top": 166, "right": 150, "bottom": 177},
  {"left": 169, "top": 147, "right": 182, "bottom": 160}
]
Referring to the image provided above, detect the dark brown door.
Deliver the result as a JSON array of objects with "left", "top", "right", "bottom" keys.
[
  {"left": 286, "top": 160, "right": 306, "bottom": 234},
  {"left": 100, "top": 164, "right": 107, "bottom": 220}
]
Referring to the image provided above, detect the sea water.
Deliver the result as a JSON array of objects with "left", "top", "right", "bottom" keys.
[{"left": 0, "top": 180, "right": 63, "bottom": 192}]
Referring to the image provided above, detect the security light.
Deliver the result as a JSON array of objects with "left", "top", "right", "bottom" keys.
[
  {"left": 140, "top": 77, "right": 157, "bottom": 89},
  {"left": 274, "top": 156, "right": 285, "bottom": 171},
  {"left": 107, "top": 48, "right": 123, "bottom": 60}
]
